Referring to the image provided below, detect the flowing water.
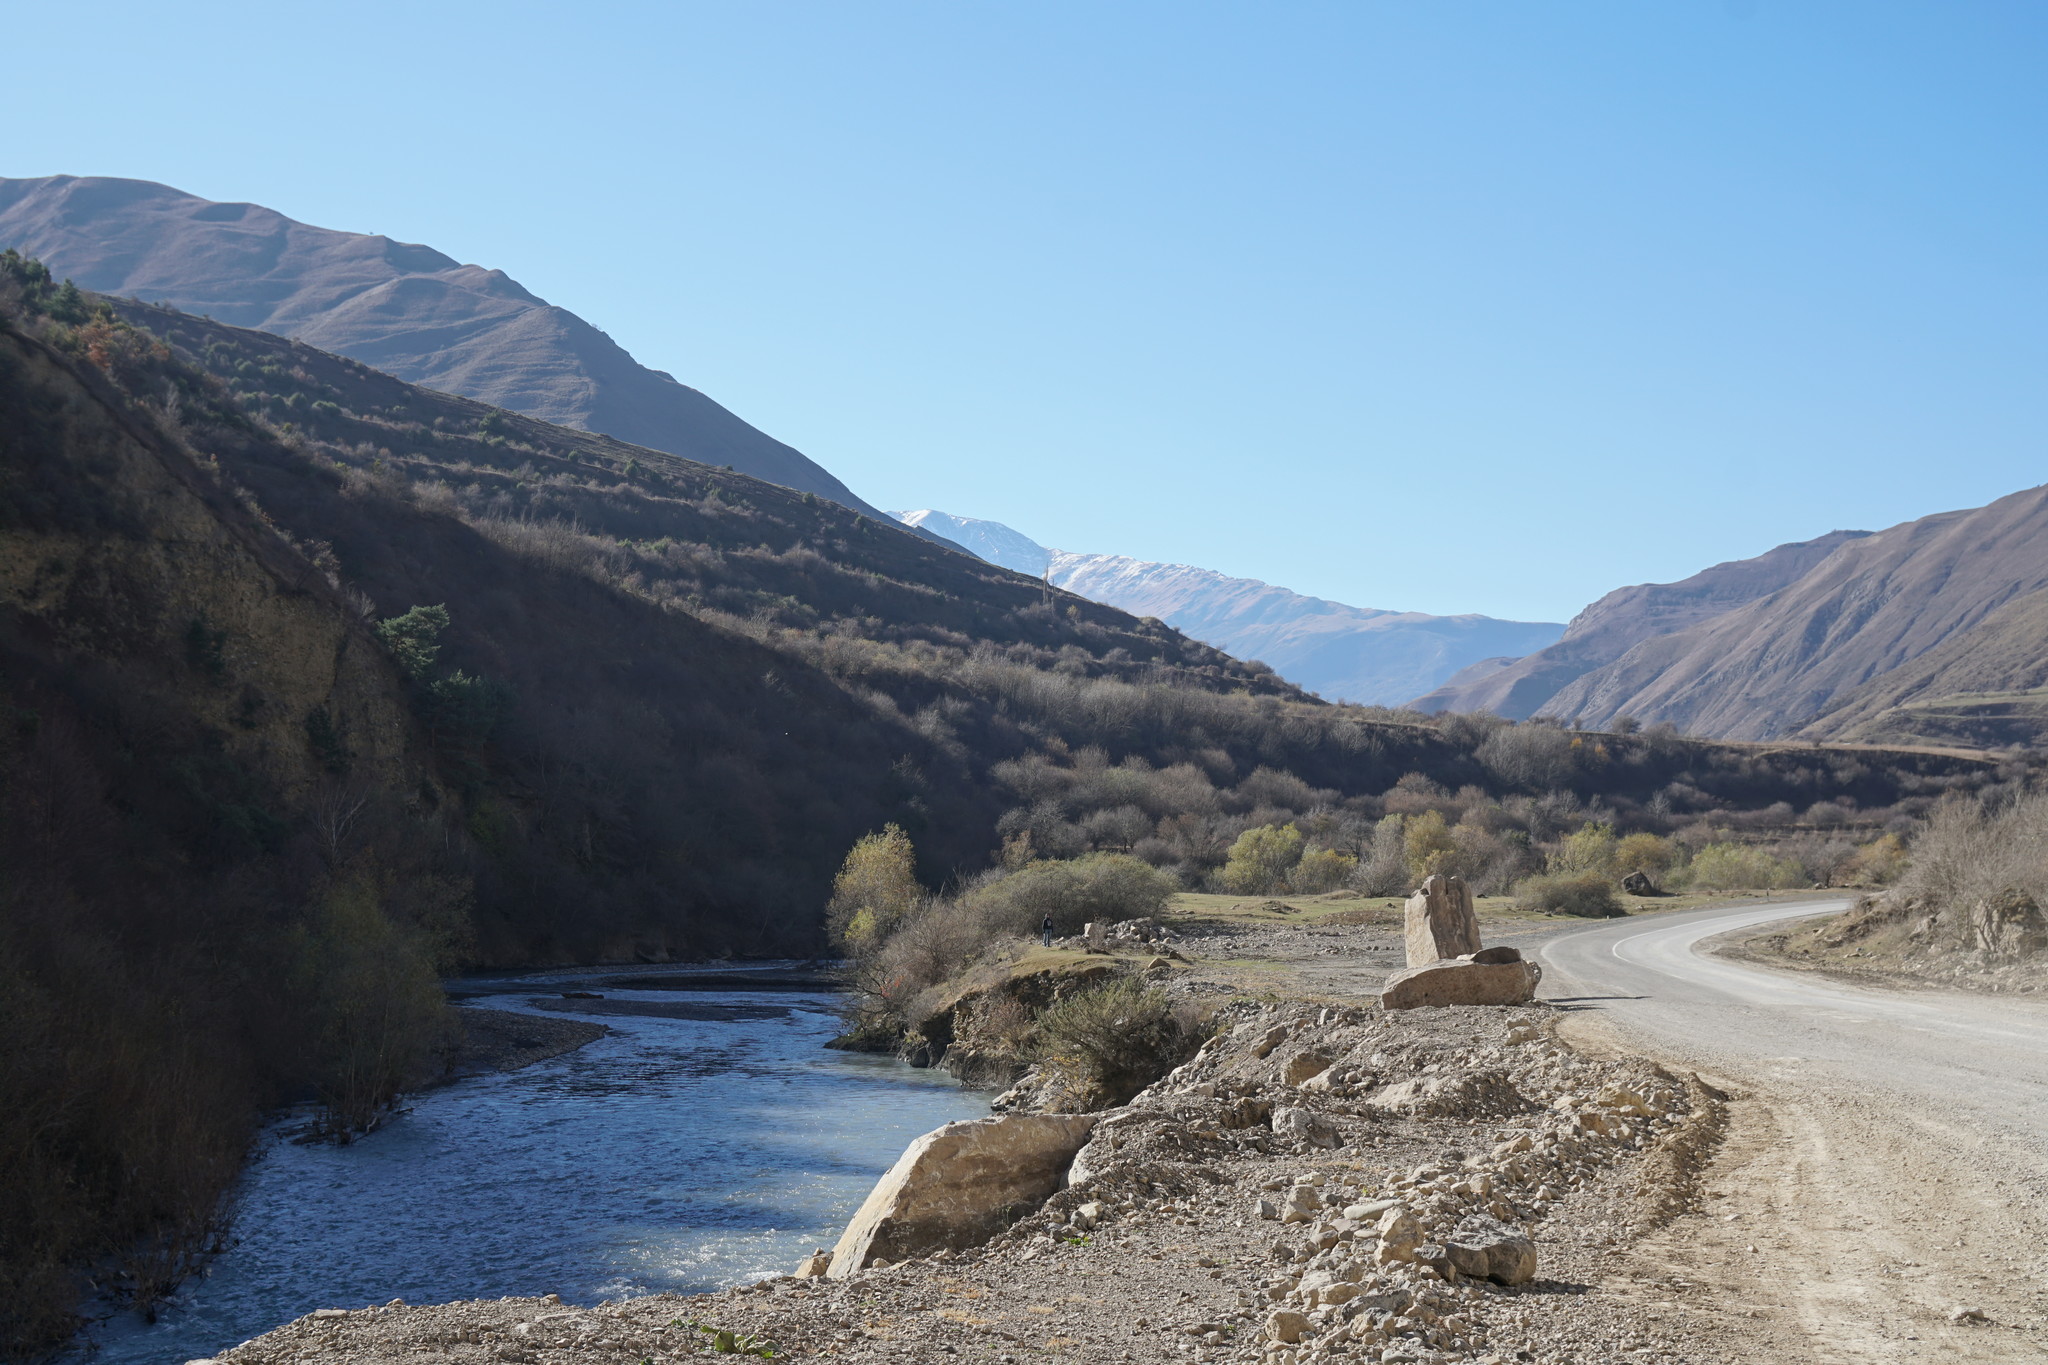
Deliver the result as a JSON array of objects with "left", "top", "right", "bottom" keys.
[{"left": 78, "top": 967, "right": 987, "bottom": 1363}]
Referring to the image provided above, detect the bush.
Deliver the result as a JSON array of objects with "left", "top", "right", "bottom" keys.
[
  {"left": 1678, "top": 842, "right": 1807, "bottom": 893},
  {"left": 1290, "top": 847, "right": 1359, "bottom": 893},
  {"left": 1352, "top": 814, "right": 1411, "bottom": 896},
  {"left": 827, "top": 824, "right": 923, "bottom": 952},
  {"left": 1549, "top": 822, "right": 1619, "bottom": 877},
  {"left": 1219, "top": 824, "right": 1304, "bottom": 894},
  {"left": 964, "top": 852, "right": 1176, "bottom": 936},
  {"left": 1032, "top": 976, "right": 1200, "bottom": 1107},
  {"left": 1512, "top": 871, "right": 1622, "bottom": 918},
  {"left": 1613, "top": 830, "right": 1679, "bottom": 878}
]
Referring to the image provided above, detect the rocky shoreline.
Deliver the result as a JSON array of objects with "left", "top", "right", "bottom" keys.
[{"left": 203, "top": 992, "right": 1744, "bottom": 1365}]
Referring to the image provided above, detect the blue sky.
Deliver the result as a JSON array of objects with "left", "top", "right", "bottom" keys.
[{"left": 7, "top": 1, "right": 2045, "bottom": 620}]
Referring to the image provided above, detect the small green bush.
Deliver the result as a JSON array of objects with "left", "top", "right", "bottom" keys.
[
  {"left": 964, "top": 852, "right": 1176, "bottom": 936},
  {"left": 1032, "top": 976, "right": 1198, "bottom": 1108},
  {"left": 1678, "top": 842, "right": 1806, "bottom": 893},
  {"left": 1513, "top": 871, "right": 1622, "bottom": 918}
]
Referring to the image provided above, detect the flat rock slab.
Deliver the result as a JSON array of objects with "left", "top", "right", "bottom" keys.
[
  {"left": 827, "top": 1113, "right": 1098, "bottom": 1276},
  {"left": 1380, "top": 955, "right": 1540, "bottom": 1010}
]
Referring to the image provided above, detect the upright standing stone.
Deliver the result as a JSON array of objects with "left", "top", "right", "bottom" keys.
[{"left": 1403, "top": 874, "right": 1480, "bottom": 967}]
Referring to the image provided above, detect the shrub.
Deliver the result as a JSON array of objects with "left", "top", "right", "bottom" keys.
[
  {"left": 964, "top": 852, "right": 1176, "bottom": 936},
  {"left": 1219, "top": 823, "right": 1304, "bottom": 894},
  {"left": 826, "top": 824, "right": 923, "bottom": 952},
  {"left": 1512, "top": 871, "right": 1622, "bottom": 918},
  {"left": 1352, "top": 814, "right": 1411, "bottom": 896},
  {"left": 1549, "top": 821, "right": 1619, "bottom": 877},
  {"left": 1032, "top": 976, "right": 1200, "bottom": 1107},
  {"left": 1403, "top": 809, "right": 1458, "bottom": 881},
  {"left": 1843, "top": 832, "right": 1909, "bottom": 886},
  {"left": 1290, "top": 847, "right": 1359, "bottom": 893},
  {"left": 1678, "top": 842, "right": 1807, "bottom": 893},
  {"left": 1613, "top": 830, "right": 1679, "bottom": 878}
]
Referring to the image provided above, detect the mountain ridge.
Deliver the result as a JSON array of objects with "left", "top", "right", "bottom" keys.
[
  {"left": 1411, "top": 529, "right": 1875, "bottom": 720},
  {"left": 0, "top": 174, "right": 947, "bottom": 539},
  {"left": 1537, "top": 487, "right": 2048, "bottom": 740},
  {"left": 893, "top": 509, "right": 1564, "bottom": 704}
]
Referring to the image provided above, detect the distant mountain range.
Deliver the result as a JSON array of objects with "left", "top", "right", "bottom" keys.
[
  {"left": 893, "top": 510, "right": 1566, "bottom": 705},
  {"left": 0, "top": 174, "right": 942, "bottom": 539},
  {"left": 1419, "top": 486, "right": 2048, "bottom": 748}
]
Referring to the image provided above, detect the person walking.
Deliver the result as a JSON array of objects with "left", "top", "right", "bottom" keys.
[{"left": 1041, "top": 913, "right": 1055, "bottom": 948}]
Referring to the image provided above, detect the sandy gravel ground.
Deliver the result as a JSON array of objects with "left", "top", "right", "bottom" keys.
[{"left": 1541, "top": 902, "right": 2048, "bottom": 1363}]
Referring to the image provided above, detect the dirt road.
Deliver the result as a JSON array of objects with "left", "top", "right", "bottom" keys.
[{"left": 1537, "top": 900, "right": 2048, "bottom": 1362}]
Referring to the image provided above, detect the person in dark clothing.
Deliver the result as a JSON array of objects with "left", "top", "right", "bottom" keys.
[{"left": 1042, "top": 913, "right": 1055, "bottom": 948}]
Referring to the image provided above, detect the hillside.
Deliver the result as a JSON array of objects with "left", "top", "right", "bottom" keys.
[
  {"left": 1412, "top": 530, "right": 1872, "bottom": 719},
  {"left": 1535, "top": 487, "right": 2048, "bottom": 741},
  {"left": 893, "top": 509, "right": 1564, "bottom": 705},
  {"left": 1800, "top": 585, "right": 2048, "bottom": 748},
  {"left": 0, "top": 174, "right": 927, "bottom": 531}
]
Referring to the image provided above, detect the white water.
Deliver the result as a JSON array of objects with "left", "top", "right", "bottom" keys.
[{"left": 78, "top": 975, "right": 987, "bottom": 1362}]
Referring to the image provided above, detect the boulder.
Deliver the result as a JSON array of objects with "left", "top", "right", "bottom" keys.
[
  {"left": 1380, "top": 952, "right": 1540, "bottom": 1010},
  {"left": 826, "top": 1113, "right": 1097, "bottom": 1277},
  {"left": 1444, "top": 1226, "right": 1538, "bottom": 1285},
  {"left": 1373, "top": 1207, "right": 1422, "bottom": 1265},
  {"left": 1403, "top": 874, "right": 1481, "bottom": 966},
  {"left": 1283, "top": 1049, "right": 1334, "bottom": 1085},
  {"left": 1620, "top": 870, "right": 1659, "bottom": 896},
  {"left": 793, "top": 1248, "right": 833, "bottom": 1278},
  {"left": 1263, "top": 1309, "right": 1311, "bottom": 1344},
  {"left": 1272, "top": 1105, "right": 1342, "bottom": 1149}
]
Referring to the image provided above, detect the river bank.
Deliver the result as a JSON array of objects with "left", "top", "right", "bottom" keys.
[
  {"left": 196, "top": 904, "right": 1786, "bottom": 1365},
  {"left": 73, "top": 977, "right": 987, "bottom": 1365}
]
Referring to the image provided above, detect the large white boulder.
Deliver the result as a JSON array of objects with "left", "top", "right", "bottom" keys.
[{"left": 826, "top": 1113, "right": 1098, "bottom": 1277}]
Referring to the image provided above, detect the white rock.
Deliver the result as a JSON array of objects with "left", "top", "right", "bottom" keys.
[{"left": 827, "top": 1113, "right": 1098, "bottom": 1276}]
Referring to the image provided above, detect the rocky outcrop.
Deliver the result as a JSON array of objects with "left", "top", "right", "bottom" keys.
[
  {"left": 1381, "top": 950, "right": 1541, "bottom": 1010},
  {"left": 1971, "top": 889, "right": 2048, "bottom": 962},
  {"left": 1403, "top": 875, "right": 1481, "bottom": 966},
  {"left": 825, "top": 1114, "right": 1098, "bottom": 1277}
]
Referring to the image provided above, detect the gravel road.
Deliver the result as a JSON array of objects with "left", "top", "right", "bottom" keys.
[{"left": 1535, "top": 900, "right": 2048, "bottom": 1362}]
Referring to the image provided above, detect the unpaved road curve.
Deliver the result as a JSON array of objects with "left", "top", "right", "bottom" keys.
[{"left": 1537, "top": 900, "right": 2048, "bottom": 1363}]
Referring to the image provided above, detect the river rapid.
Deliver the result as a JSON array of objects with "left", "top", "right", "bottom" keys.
[{"left": 79, "top": 966, "right": 988, "bottom": 1363}]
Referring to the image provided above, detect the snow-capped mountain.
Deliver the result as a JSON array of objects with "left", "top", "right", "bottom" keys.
[{"left": 892, "top": 510, "right": 1564, "bottom": 705}]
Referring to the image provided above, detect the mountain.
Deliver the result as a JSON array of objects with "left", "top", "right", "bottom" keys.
[
  {"left": 0, "top": 174, "right": 933, "bottom": 534},
  {"left": 1529, "top": 487, "right": 2048, "bottom": 741},
  {"left": 895, "top": 508, "right": 1051, "bottom": 575},
  {"left": 1803, "top": 586, "right": 2048, "bottom": 748},
  {"left": 1411, "top": 530, "right": 1874, "bottom": 719},
  {"left": 892, "top": 510, "right": 1564, "bottom": 704}
]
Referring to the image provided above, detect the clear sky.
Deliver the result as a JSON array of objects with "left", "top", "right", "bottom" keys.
[{"left": 7, "top": 1, "right": 2044, "bottom": 621}]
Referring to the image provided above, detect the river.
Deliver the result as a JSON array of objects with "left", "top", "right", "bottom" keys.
[{"left": 77, "top": 966, "right": 988, "bottom": 1363}]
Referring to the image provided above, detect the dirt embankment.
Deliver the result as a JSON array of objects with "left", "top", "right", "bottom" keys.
[{"left": 1730, "top": 897, "right": 2048, "bottom": 997}]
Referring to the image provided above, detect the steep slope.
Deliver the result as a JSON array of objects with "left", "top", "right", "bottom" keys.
[
  {"left": 1542, "top": 486, "right": 2048, "bottom": 740},
  {"left": 891, "top": 510, "right": 1562, "bottom": 704},
  {"left": 1801, "top": 586, "right": 2048, "bottom": 748},
  {"left": 0, "top": 174, "right": 915, "bottom": 527},
  {"left": 1412, "top": 530, "right": 1872, "bottom": 718}
]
